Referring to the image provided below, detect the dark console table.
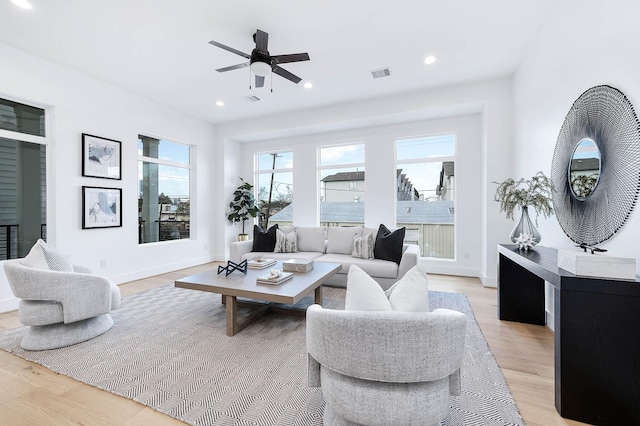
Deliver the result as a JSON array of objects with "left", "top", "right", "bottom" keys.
[{"left": 498, "top": 244, "right": 640, "bottom": 426}]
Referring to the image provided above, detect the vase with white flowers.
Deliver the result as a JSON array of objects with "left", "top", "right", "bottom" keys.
[{"left": 494, "top": 171, "right": 554, "bottom": 247}]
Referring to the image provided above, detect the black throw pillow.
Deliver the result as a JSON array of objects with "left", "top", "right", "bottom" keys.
[
  {"left": 373, "top": 224, "right": 405, "bottom": 265},
  {"left": 252, "top": 224, "right": 279, "bottom": 252}
]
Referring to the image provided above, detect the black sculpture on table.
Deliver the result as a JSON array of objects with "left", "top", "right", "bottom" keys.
[
  {"left": 217, "top": 259, "right": 247, "bottom": 276},
  {"left": 576, "top": 243, "right": 607, "bottom": 255}
]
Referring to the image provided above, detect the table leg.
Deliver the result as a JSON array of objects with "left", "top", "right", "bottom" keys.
[
  {"left": 314, "top": 285, "right": 323, "bottom": 306},
  {"left": 225, "top": 295, "right": 238, "bottom": 337}
]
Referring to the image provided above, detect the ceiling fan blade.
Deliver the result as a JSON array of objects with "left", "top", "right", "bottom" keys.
[
  {"left": 216, "top": 62, "right": 249, "bottom": 73},
  {"left": 255, "top": 75, "right": 265, "bottom": 88},
  {"left": 208, "top": 40, "right": 250, "bottom": 59},
  {"left": 271, "top": 53, "right": 310, "bottom": 64},
  {"left": 255, "top": 29, "right": 269, "bottom": 51},
  {"left": 272, "top": 66, "right": 302, "bottom": 84}
]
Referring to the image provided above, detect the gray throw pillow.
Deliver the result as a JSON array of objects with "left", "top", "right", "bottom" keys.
[
  {"left": 274, "top": 229, "right": 298, "bottom": 253},
  {"left": 39, "top": 240, "right": 74, "bottom": 272},
  {"left": 352, "top": 232, "right": 374, "bottom": 259}
]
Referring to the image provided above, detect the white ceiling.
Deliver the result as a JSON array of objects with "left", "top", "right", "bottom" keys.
[{"left": 0, "top": 0, "right": 556, "bottom": 125}]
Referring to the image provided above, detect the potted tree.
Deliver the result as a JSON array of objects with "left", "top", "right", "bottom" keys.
[
  {"left": 227, "top": 177, "right": 259, "bottom": 241},
  {"left": 494, "top": 171, "right": 554, "bottom": 248}
]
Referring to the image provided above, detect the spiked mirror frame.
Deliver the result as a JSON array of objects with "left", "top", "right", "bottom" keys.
[{"left": 551, "top": 85, "right": 640, "bottom": 245}]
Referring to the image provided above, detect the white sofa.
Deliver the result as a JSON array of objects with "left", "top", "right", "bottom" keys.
[{"left": 230, "top": 225, "right": 420, "bottom": 290}]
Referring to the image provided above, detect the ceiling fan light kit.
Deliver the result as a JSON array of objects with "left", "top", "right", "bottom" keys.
[
  {"left": 250, "top": 61, "right": 271, "bottom": 77},
  {"left": 209, "top": 29, "right": 310, "bottom": 90}
]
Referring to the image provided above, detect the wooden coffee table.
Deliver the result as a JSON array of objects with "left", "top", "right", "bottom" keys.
[{"left": 175, "top": 261, "right": 341, "bottom": 336}]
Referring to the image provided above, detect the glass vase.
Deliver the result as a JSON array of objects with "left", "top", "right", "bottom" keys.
[{"left": 510, "top": 206, "right": 541, "bottom": 245}]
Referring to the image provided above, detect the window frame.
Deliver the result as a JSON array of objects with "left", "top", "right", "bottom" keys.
[
  {"left": 318, "top": 142, "right": 366, "bottom": 226},
  {"left": 254, "top": 150, "right": 294, "bottom": 229},
  {"left": 0, "top": 94, "right": 50, "bottom": 259},
  {"left": 395, "top": 133, "right": 456, "bottom": 260},
  {"left": 137, "top": 134, "right": 193, "bottom": 245}
]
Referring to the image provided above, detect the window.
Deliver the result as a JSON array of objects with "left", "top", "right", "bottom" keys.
[
  {"left": 0, "top": 98, "right": 47, "bottom": 260},
  {"left": 255, "top": 151, "right": 293, "bottom": 229},
  {"left": 396, "top": 134, "right": 455, "bottom": 259},
  {"left": 319, "top": 144, "right": 365, "bottom": 226},
  {"left": 138, "top": 135, "right": 191, "bottom": 244}
]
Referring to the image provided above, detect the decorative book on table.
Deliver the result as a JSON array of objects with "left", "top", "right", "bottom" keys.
[
  {"left": 283, "top": 259, "right": 314, "bottom": 273},
  {"left": 257, "top": 271, "right": 293, "bottom": 285},
  {"left": 247, "top": 258, "right": 277, "bottom": 269}
]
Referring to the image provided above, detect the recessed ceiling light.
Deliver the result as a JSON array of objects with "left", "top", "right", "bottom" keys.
[
  {"left": 424, "top": 56, "right": 437, "bottom": 65},
  {"left": 215, "top": 101, "right": 224, "bottom": 107},
  {"left": 12, "top": 0, "right": 33, "bottom": 9},
  {"left": 303, "top": 82, "right": 313, "bottom": 89}
]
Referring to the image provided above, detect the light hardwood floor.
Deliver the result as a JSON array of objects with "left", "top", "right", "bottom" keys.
[{"left": 0, "top": 264, "right": 589, "bottom": 426}]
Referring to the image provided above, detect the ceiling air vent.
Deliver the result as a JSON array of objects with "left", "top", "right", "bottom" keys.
[
  {"left": 371, "top": 68, "right": 391, "bottom": 79},
  {"left": 247, "top": 95, "right": 263, "bottom": 102}
]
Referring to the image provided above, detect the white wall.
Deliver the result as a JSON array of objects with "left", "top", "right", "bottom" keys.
[
  {"left": 217, "top": 78, "right": 515, "bottom": 285},
  {"left": 0, "top": 42, "right": 216, "bottom": 312},
  {"left": 513, "top": 0, "right": 640, "bottom": 271}
]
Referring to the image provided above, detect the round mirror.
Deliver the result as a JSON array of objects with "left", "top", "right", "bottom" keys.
[
  {"left": 568, "top": 138, "right": 601, "bottom": 200},
  {"left": 551, "top": 85, "right": 640, "bottom": 246}
]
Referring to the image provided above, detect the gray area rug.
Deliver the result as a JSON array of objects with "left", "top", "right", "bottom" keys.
[{"left": 0, "top": 285, "right": 524, "bottom": 425}]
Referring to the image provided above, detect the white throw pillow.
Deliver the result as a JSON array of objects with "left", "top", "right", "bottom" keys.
[
  {"left": 346, "top": 265, "right": 430, "bottom": 312},
  {"left": 21, "top": 239, "right": 49, "bottom": 269},
  {"left": 345, "top": 265, "right": 392, "bottom": 311},
  {"left": 386, "top": 265, "right": 429, "bottom": 312},
  {"left": 352, "top": 232, "right": 374, "bottom": 259},
  {"left": 21, "top": 239, "right": 74, "bottom": 272},
  {"left": 274, "top": 229, "right": 298, "bottom": 253},
  {"left": 326, "top": 226, "right": 363, "bottom": 255}
]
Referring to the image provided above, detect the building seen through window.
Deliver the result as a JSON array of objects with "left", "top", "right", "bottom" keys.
[
  {"left": 396, "top": 134, "right": 456, "bottom": 259},
  {"left": 138, "top": 135, "right": 191, "bottom": 244},
  {"left": 318, "top": 144, "right": 365, "bottom": 227}
]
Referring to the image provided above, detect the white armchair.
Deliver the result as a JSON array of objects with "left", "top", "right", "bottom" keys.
[
  {"left": 306, "top": 305, "right": 467, "bottom": 426},
  {"left": 3, "top": 259, "right": 121, "bottom": 350}
]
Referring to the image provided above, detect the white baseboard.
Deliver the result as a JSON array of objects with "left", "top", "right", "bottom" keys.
[
  {"left": 0, "top": 297, "right": 19, "bottom": 314},
  {"left": 481, "top": 275, "right": 497, "bottom": 288},
  {"left": 419, "top": 263, "right": 482, "bottom": 279},
  {"left": 109, "top": 256, "right": 217, "bottom": 285}
]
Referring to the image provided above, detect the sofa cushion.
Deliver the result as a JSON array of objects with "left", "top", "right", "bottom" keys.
[
  {"left": 384, "top": 265, "right": 429, "bottom": 312},
  {"left": 318, "top": 254, "right": 398, "bottom": 279},
  {"left": 241, "top": 252, "right": 324, "bottom": 262},
  {"left": 374, "top": 224, "right": 405, "bottom": 264},
  {"left": 327, "top": 226, "right": 362, "bottom": 255},
  {"left": 296, "top": 226, "right": 326, "bottom": 253},
  {"left": 252, "top": 224, "right": 278, "bottom": 252},
  {"left": 274, "top": 228, "right": 298, "bottom": 253},
  {"left": 352, "top": 232, "right": 374, "bottom": 259},
  {"left": 345, "top": 266, "right": 392, "bottom": 311}
]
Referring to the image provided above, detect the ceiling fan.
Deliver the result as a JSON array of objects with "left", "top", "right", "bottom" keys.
[{"left": 209, "top": 29, "right": 310, "bottom": 89}]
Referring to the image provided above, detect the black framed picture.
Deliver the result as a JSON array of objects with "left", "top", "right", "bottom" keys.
[
  {"left": 82, "top": 133, "right": 122, "bottom": 180},
  {"left": 82, "top": 186, "right": 122, "bottom": 229}
]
